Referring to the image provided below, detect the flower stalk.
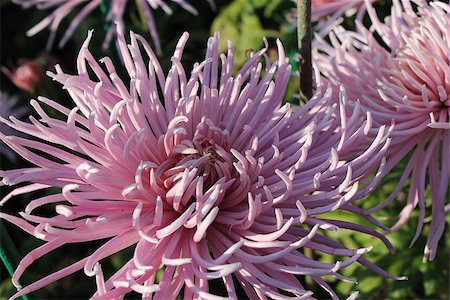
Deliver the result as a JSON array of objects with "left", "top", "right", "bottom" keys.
[
  {"left": 0, "top": 221, "right": 29, "bottom": 300},
  {"left": 297, "top": 0, "right": 313, "bottom": 101}
]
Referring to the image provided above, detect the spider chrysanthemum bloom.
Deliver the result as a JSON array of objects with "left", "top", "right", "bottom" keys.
[
  {"left": 0, "top": 92, "right": 29, "bottom": 161},
  {"left": 314, "top": 0, "right": 450, "bottom": 261},
  {"left": 1, "top": 27, "right": 401, "bottom": 299},
  {"left": 13, "top": 0, "right": 214, "bottom": 53}
]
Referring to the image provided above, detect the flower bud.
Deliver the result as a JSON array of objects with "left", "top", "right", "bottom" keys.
[{"left": 2, "top": 59, "right": 43, "bottom": 91}]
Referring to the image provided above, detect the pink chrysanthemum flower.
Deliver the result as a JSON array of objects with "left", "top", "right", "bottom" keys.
[
  {"left": 287, "top": 0, "right": 377, "bottom": 35},
  {"left": 13, "top": 0, "right": 214, "bottom": 53},
  {"left": 311, "top": 0, "right": 375, "bottom": 20},
  {"left": 314, "top": 0, "right": 450, "bottom": 261},
  {"left": 0, "top": 92, "right": 29, "bottom": 161},
  {"left": 1, "top": 27, "right": 401, "bottom": 299}
]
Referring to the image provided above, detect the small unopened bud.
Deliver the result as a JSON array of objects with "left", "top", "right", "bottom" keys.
[{"left": 2, "top": 59, "right": 43, "bottom": 91}]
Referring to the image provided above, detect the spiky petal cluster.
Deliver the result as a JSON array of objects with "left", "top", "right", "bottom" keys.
[
  {"left": 0, "top": 92, "right": 29, "bottom": 161},
  {"left": 12, "top": 0, "right": 214, "bottom": 53},
  {"left": 314, "top": 0, "right": 450, "bottom": 261},
  {"left": 1, "top": 27, "right": 399, "bottom": 299}
]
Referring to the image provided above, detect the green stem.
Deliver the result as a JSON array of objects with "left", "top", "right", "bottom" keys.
[
  {"left": 0, "top": 221, "right": 29, "bottom": 300},
  {"left": 297, "top": 0, "right": 313, "bottom": 102}
]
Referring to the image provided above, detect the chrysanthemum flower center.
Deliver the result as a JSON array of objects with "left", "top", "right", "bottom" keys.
[
  {"left": 385, "top": 18, "right": 450, "bottom": 128},
  {"left": 393, "top": 49, "right": 450, "bottom": 110},
  {"left": 172, "top": 134, "right": 234, "bottom": 190},
  {"left": 145, "top": 116, "right": 265, "bottom": 244},
  {"left": 154, "top": 118, "right": 248, "bottom": 216}
]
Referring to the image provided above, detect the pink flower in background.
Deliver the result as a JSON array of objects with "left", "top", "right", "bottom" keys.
[
  {"left": 0, "top": 26, "right": 402, "bottom": 299},
  {"left": 311, "top": 0, "right": 375, "bottom": 20},
  {"left": 0, "top": 92, "right": 29, "bottom": 161},
  {"left": 314, "top": 0, "right": 450, "bottom": 261},
  {"left": 288, "top": 0, "right": 377, "bottom": 34},
  {"left": 12, "top": 0, "right": 214, "bottom": 53}
]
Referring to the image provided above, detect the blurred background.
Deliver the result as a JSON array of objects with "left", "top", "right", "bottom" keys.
[{"left": 0, "top": 0, "right": 449, "bottom": 299}]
